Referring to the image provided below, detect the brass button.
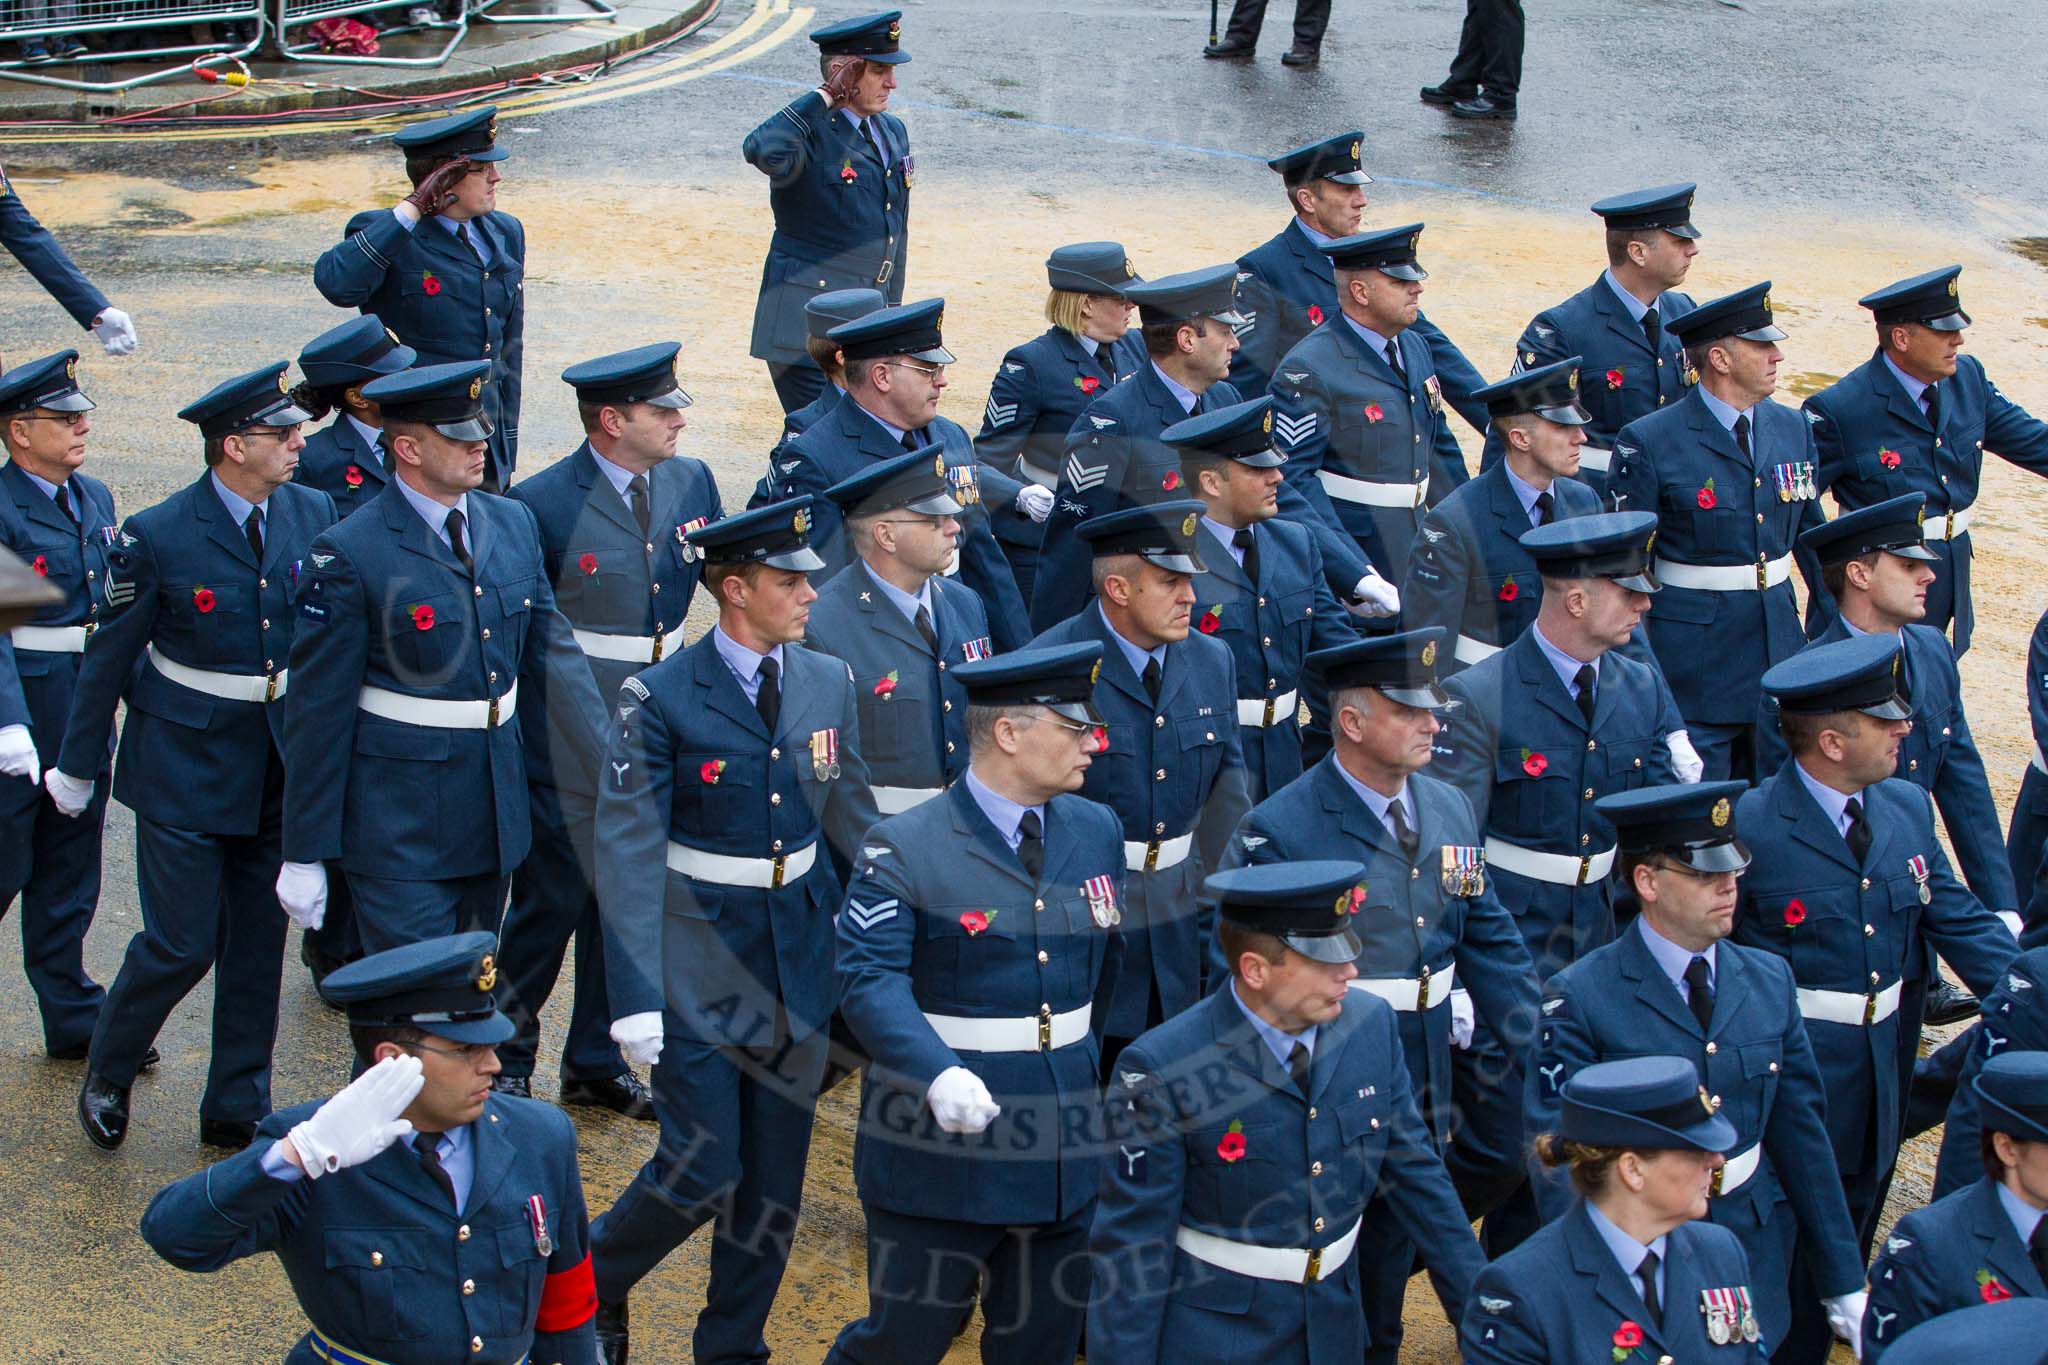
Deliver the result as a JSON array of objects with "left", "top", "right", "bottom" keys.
[
  {"left": 645, "top": 542, "right": 655, "bottom": 554},
  {"left": 772, "top": 839, "right": 784, "bottom": 852},
  {"left": 1314, "top": 1216, "right": 1326, "bottom": 1232},
  {"left": 1705, "top": 1042, "right": 1717, "bottom": 1055},
  {"left": 1870, "top": 971, "right": 1880, "bottom": 985},
  {"left": 1753, "top": 477, "right": 1761, "bottom": 487},
  {"left": 946, "top": 741, "right": 955, "bottom": 753},
  {"left": 771, "top": 793, "right": 782, "bottom": 807},
  {"left": 1154, "top": 716, "right": 1165, "bottom": 729},
  {"left": 1860, "top": 877, "right": 1871, "bottom": 891},
  {"left": 1154, "top": 822, "right": 1166, "bottom": 835},
  {"left": 1586, "top": 739, "right": 1596, "bottom": 751},
  {"left": 472, "top": 1338, "right": 484, "bottom": 1354},
  {"left": 522, "top": 597, "right": 531, "bottom": 607},
  {"left": 1769, "top": 1061, "right": 1779, "bottom": 1073},
  {"left": 1580, "top": 834, "right": 1591, "bottom": 846},
  {"left": 943, "top": 700, "right": 953, "bottom": 712},
  {"left": 1410, "top": 867, "right": 1419, "bottom": 880},
  {"left": 458, "top": 1225, "right": 471, "bottom": 1241},
  {"left": 1864, "top": 924, "right": 1875, "bottom": 937},
  {"left": 1755, "top": 513, "right": 1764, "bottom": 524},
  {"left": 371, "top": 1251, "right": 384, "bottom": 1266},
  {"left": 1154, "top": 769, "right": 1166, "bottom": 781},
  {"left": 474, "top": 585, "right": 483, "bottom": 597},
  {"left": 1036, "top": 950, "right": 1048, "bottom": 964},
  {"left": 1262, "top": 636, "right": 1272, "bottom": 647},
  {"left": 1369, "top": 1117, "right": 1379, "bottom": 1129},
  {"left": 1415, "top": 916, "right": 1425, "bottom": 927},
  {"left": 1907, "top": 759, "right": 1918, "bottom": 771},
  {"left": 1308, "top": 1106, "right": 1318, "bottom": 1119},
  {"left": 1034, "top": 898, "right": 1045, "bottom": 912},
  {"left": 462, "top": 1279, "right": 475, "bottom": 1296},
  {"left": 262, "top": 618, "right": 271, "bottom": 630},
  {"left": 1583, "top": 787, "right": 1594, "bottom": 799},
  {"left": 258, "top": 578, "right": 267, "bottom": 589},
  {"left": 480, "top": 628, "right": 490, "bottom": 640},
  {"left": 1311, "top": 1160, "right": 1324, "bottom": 1176},
  {"left": 1710, "top": 1094, "right": 1721, "bottom": 1107},
  {"left": 771, "top": 747, "right": 781, "bottom": 759},
  {"left": 1205, "top": 732, "right": 1215, "bottom": 741},
  {"left": 489, "top": 671, "right": 498, "bottom": 684}
]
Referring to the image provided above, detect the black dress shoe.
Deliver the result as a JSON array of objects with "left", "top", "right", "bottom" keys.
[
  {"left": 1419, "top": 82, "right": 1476, "bottom": 105},
  {"left": 200, "top": 1118, "right": 258, "bottom": 1150},
  {"left": 1449, "top": 95, "right": 1517, "bottom": 120},
  {"left": 561, "top": 1071, "right": 655, "bottom": 1121},
  {"left": 491, "top": 1073, "right": 533, "bottom": 1099},
  {"left": 1924, "top": 976, "right": 1980, "bottom": 1026},
  {"left": 79, "top": 1073, "right": 130, "bottom": 1150},
  {"left": 53, "top": 1044, "right": 157, "bottom": 1068},
  {"left": 1201, "top": 39, "right": 1255, "bottom": 59},
  {"left": 1280, "top": 46, "right": 1319, "bottom": 66},
  {"left": 139, "top": 1046, "right": 160, "bottom": 1072},
  {"left": 595, "top": 1299, "right": 629, "bottom": 1365}
]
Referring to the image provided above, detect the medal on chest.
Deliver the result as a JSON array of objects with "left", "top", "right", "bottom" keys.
[
  {"left": 809, "top": 727, "right": 841, "bottom": 781},
  {"left": 1907, "top": 853, "right": 1932, "bottom": 904},
  {"left": 526, "top": 1194, "right": 553, "bottom": 1257},
  {"left": 1084, "top": 873, "right": 1120, "bottom": 927},
  {"left": 1440, "top": 845, "right": 1485, "bottom": 897},
  {"left": 1770, "top": 461, "right": 1816, "bottom": 502}
]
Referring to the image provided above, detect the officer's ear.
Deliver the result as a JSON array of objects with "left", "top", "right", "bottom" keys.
[
  {"left": 1195, "top": 463, "right": 1226, "bottom": 500},
  {"left": 372, "top": 1040, "right": 409, "bottom": 1066},
  {"left": 1630, "top": 859, "right": 1660, "bottom": 904}
]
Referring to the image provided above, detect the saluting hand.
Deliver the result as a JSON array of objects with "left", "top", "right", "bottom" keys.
[
  {"left": 284, "top": 1054, "right": 425, "bottom": 1177},
  {"left": 819, "top": 55, "right": 864, "bottom": 109},
  {"left": 403, "top": 157, "right": 473, "bottom": 217}
]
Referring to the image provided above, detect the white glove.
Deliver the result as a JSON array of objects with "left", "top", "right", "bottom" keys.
[
  {"left": 1667, "top": 729, "right": 1705, "bottom": 784},
  {"left": 1448, "top": 988, "right": 1475, "bottom": 1049},
  {"left": 1999, "top": 910, "right": 2025, "bottom": 941},
  {"left": 1014, "top": 483, "right": 1055, "bottom": 523},
  {"left": 610, "top": 1011, "right": 664, "bottom": 1068},
  {"left": 287, "top": 1055, "right": 424, "bottom": 1177},
  {"left": 45, "top": 769, "right": 94, "bottom": 817},
  {"left": 926, "top": 1064, "right": 1001, "bottom": 1134},
  {"left": 276, "top": 860, "right": 329, "bottom": 931},
  {"left": 1823, "top": 1290, "right": 1866, "bottom": 1357},
  {"left": 1348, "top": 571, "right": 1401, "bottom": 618},
  {"left": 91, "top": 307, "right": 137, "bottom": 356},
  {"left": 0, "top": 724, "right": 39, "bottom": 786}
]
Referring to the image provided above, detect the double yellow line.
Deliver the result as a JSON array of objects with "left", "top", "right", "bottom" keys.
[{"left": 0, "top": 0, "right": 811, "bottom": 145}]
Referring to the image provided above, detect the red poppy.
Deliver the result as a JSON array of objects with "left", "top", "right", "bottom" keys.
[
  {"left": 1878, "top": 447, "right": 1902, "bottom": 469},
  {"left": 193, "top": 587, "right": 216, "bottom": 614},
  {"left": 699, "top": 759, "right": 725, "bottom": 784},
  {"left": 30, "top": 555, "right": 47, "bottom": 576},
  {"left": 1161, "top": 470, "right": 1181, "bottom": 491},
  {"left": 1196, "top": 606, "right": 1221, "bottom": 635},
  {"left": 1076, "top": 375, "right": 1101, "bottom": 395},
  {"left": 344, "top": 464, "right": 364, "bottom": 488},
  {"left": 421, "top": 270, "right": 441, "bottom": 297},
  {"left": 1347, "top": 885, "right": 1367, "bottom": 914},
  {"left": 1613, "top": 1321, "right": 1644, "bottom": 1350},
  {"left": 1497, "top": 576, "right": 1519, "bottom": 603},
  {"left": 959, "top": 909, "right": 992, "bottom": 936},
  {"left": 1306, "top": 304, "right": 1325, "bottom": 326},
  {"left": 1696, "top": 480, "right": 1717, "bottom": 510},
  {"left": 1091, "top": 726, "right": 1109, "bottom": 752},
  {"left": 840, "top": 162, "right": 857, "bottom": 183},
  {"left": 874, "top": 670, "right": 898, "bottom": 697},
  {"left": 579, "top": 553, "right": 600, "bottom": 576},
  {"left": 1605, "top": 368, "right": 1625, "bottom": 389},
  {"left": 1981, "top": 1274, "right": 2013, "bottom": 1304},
  {"left": 410, "top": 603, "right": 434, "bottom": 630},
  {"left": 1521, "top": 749, "right": 1548, "bottom": 777},
  {"left": 1364, "top": 403, "right": 1385, "bottom": 423},
  {"left": 1216, "top": 1119, "right": 1247, "bottom": 1163},
  {"left": 1783, "top": 898, "right": 1807, "bottom": 927}
]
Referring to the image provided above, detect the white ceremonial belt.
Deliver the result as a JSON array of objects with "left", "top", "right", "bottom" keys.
[
  {"left": 10, "top": 624, "right": 88, "bottom": 652},
  {"left": 1019, "top": 456, "right": 1058, "bottom": 489},
  {"left": 1124, "top": 832, "right": 1194, "bottom": 873},
  {"left": 1576, "top": 445, "right": 1613, "bottom": 473},
  {"left": 1236, "top": 689, "right": 1299, "bottom": 728},
  {"left": 1454, "top": 634, "right": 1502, "bottom": 666},
  {"left": 573, "top": 624, "right": 685, "bottom": 664},
  {"left": 2032, "top": 741, "right": 2046, "bottom": 776},
  {"left": 1175, "top": 1217, "right": 1360, "bottom": 1284},
  {"left": 357, "top": 682, "right": 517, "bottom": 730},
  {"left": 1653, "top": 554, "right": 1793, "bottom": 592},
  {"left": 664, "top": 839, "right": 816, "bottom": 890},
  {"left": 1483, "top": 837, "right": 1616, "bottom": 887},
  {"left": 871, "top": 784, "right": 943, "bottom": 815},
  {"left": 148, "top": 646, "right": 287, "bottom": 703},
  {"left": 1348, "top": 963, "right": 1457, "bottom": 1011},
  {"left": 923, "top": 1003, "right": 1091, "bottom": 1053},
  {"left": 1796, "top": 980, "right": 1902, "bottom": 1027},
  {"left": 1317, "top": 469, "right": 1429, "bottom": 509},
  {"left": 1710, "top": 1143, "right": 1761, "bottom": 1198},
  {"left": 1920, "top": 506, "right": 1972, "bottom": 543}
]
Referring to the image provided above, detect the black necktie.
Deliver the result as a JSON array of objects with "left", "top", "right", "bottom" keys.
[
  {"left": 1924, "top": 381, "right": 1942, "bottom": 433},
  {"left": 1533, "top": 490, "right": 1555, "bottom": 527},
  {"left": 53, "top": 481, "right": 75, "bottom": 524},
  {"left": 1141, "top": 657, "right": 1162, "bottom": 705},
  {"left": 901, "top": 430, "right": 921, "bottom": 453},
  {"left": 445, "top": 507, "right": 475, "bottom": 575},
  {"left": 628, "top": 473, "right": 650, "bottom": 537},
  {"left": 1641, "top": 305, "right": 1661, "bottom": 356},
  {"left": 458, "top": 221, "right": 484, "bottom": 263},
  {"left": 1844, "top": 796, "right": 1872, "bottom": 864},
  {"left": 913, "top": 602, "right": 938, "bottom": 652},
  {"left": 244, "top": 507, "right": 264, "bottom": 560},
  {"left": 1016, "top": 808, "right": 1045, "bottom": 881},
  {"left": 858, "top": 116, "right": 882, "bottom": 162},
  {"left": 1732, "top": 413, "right": 1752, "bottom": 461},
  {"left": 1385, "top": 338, "right": 1407, "bottom": 385},
  {"left": 1098, "top": 344, "right": 1118, "bottom": 382},
  {"left": 1387, "top": 800, "right": 1419, "bottom": 858},
  {"left": 755, "top": 655, "right": 781, "bottom": 733},
  {"left": 1233, "top": 526, "right": 1260, "bottom": 585},
  {"left": 1684, "top": 955, "right": 1715, "bottom": 1032},
  {"left": 1637, "top": 1249, "right": 1662, "bottom": 1326},
  {"left": 2029, "top": 1215, "right": 2048, "bottom": 1286},
  {"left": 414, "top": 1133, "right": 457, "bottom": 1209},
  {"left": 1573, "top": 663, "right": 1597, "bottom": 728},
  {"left": 1287, "top": 1040, "right": 1312, "bottom": 1097}
]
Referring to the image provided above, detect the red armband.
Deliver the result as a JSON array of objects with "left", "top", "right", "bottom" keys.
[{"left": 535, "top": 1251, "right": 596, "bottom": 1333}]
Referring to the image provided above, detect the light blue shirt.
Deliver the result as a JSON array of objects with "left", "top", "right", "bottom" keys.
[
  {"left": 1697, "top": 386, "right": 1757, "bottom": 441},
  {"left": 1996, "top": 1181, "right": 2046, "bottom": 1246},
  {"left": 1530, "top": 622, "right": 1599, "bottom": 700},
  {"left": 1295, "top": 218, "right": 1337, "bottom": 250},
  {"left": 839, "top": 108, "right": 889, "bottom": 160},
  {"left": 1882, "top": 353, "right": 1932, "bottom": 410},
  {"left": 1333, "top": 759, "right": 1415, "bottom": 844},
  {"left": 963, "top": 767, "right": 1043, "bottom": 852},
  {"left": 1201, "top": 514, "right": 1248, "bottom": 570},
  {"left": 209, "top": 470, "right": 267, "bottom": 534},
  {"left": 588, "top": 447, "right": 639, "bottom": 501},
  {"left": 1584, "top": 1200, "right": 1668, "bottom": 1305},
  {"left": 862, "top": 560, "right": 931, "bottom": 626},
  {"left": 1635, "top": 914, "right": 1717, "bottom": 1001},
  {"left": 1098, "top": 602, "right": 1166, "bottom": 682},
  {"left": 1229, "top": 979, "right": 1317, "bottom": 1069},
  {"left": 855, "top": 399, "right": 917, "bottom": 449},
  {"left": 1602, "top": 269, "right": 1654, "bottom": 324},
  {"left": 346, "top": 414, "right": 387, "bottom": 468},
  {"left": 1343, "top": 314, "right": 1403, "bottom": 372},
  {"left": 1149, "top": 361, "right": 1198, "bottom": 415},
  {"left": 434, "top": 213, "right": 494, "bottom": 268},
  {"left": 1793, "top": 760, "right": 1857, "bottom": 840},
  {"left": 20, "top": 467, "right": 72, "bottom": 509},
  {"left": 395, "top": 479, "right": 474, "bottom": 553},
  {"left": 1503, "top": 462, "right": 1553, "bottom": 527},
  {"left": 1081, "top": 335, "right": 1109, "bottom": 358},
  {"left": 711, "top": 624, "right": 784, "bottom": 705},
  {"left": 261, "top": 1118, "right": 475, "bottom": 1212}
]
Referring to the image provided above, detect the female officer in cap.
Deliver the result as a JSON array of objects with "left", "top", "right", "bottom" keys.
[
  {"left": 1463, "top": 1055, "right": 1768, "bottom": 1362},
  {"left": 292, "top": 315, "right": 416, "bottom": 522},
  {"left": 975, "top": 242, "right": 1146, "bottom": 599}
]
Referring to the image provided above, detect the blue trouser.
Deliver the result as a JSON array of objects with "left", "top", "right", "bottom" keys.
[
  {"left": 347, "top": 870, "right": 508, "bottom": 952},
  {"left": 301, "top": 862, "right": 363, "bottom": 971},
  {"left": 824, "top": 1204, "right": 1092, "bottom": 1365},
  {"left": 1444, "top": 1020, "right": 1540, "bottom": 1256},
  {"left": 766, "top": 359, "right": 828, "bottom": 415},
  {"left": 0, "top": 761, "right": 107, "bottom": 1054},
  {"left": 89, "top": 760, "right": 289, "bottom": 1119},
  {"left": 1687, "top": 718, "right": 1762, "bottom": 784},
  {"left": 496, "top": 785, "right": 622, "bottom": 1082},
  {"left": 590, "top": 1019, "right": 828, "bottom": 1365}
]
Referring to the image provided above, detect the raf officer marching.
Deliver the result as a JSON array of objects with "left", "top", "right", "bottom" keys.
[
  {"left": 492, "top": 342, "right": 721, "bottom": 1117},
  {"left": 314, "top": 107, "right": 526, "bottom": 491},
  {"left": 140, "top": 931, "right": 600, "bottom": 1365},
  {"left": 291, "top": 315, "right": 417, "bottom": 523},
  {"left": 826, "top": 642, "right": 1123, "bottom": 1363},
  {"left": 585, "top": 498, "right": 881, "bottom": 1365}
]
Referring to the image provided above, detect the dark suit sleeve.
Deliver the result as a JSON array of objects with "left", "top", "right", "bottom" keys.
[
  {"left": 1411, "top": 311, "right": 1490, "bottom": 435},
  {"left": 1273, "top": 368, "right": 1375, "bottom": 591},
  {"left": 1428, "top": 676, "right": 1498, "bottom": 830},
  {"left": 1524, "top": 984, "right": 1594, "bottom": 1223},
  {"left": 54, "top": 517, "right": 157, "bottom": 779},
  {"left": 532, "top": 1108, "right": 599, "bottom": 1364},
  {"left": 516, "top": 503, "right": 607, "bottom": 798},
  {"left": 139, "top": 1122, "right": 307, "bottom": 1270},
  {"left": 1760, "top": 968, "right": 1863, "bottom": 1296},
  {"left": 594, "top": 680, "right": 672, "bottom": 1021},
  {"left": 742, "top": 89, "right": 831, "bottom": 183},
  {"left": 1400, "top": 506, "right": 1472, "bottom": 647},
  {"left": 1426, "top": 394, "right": 1472, "bottom": 500},
  {"left": 1, "top": 177, "right": 111, "bottom": 328},
  {"left": 1460, "top": 1261, "right": 1552, "bottom": 1364},
  {"left": 1085, "top": 1046, "right": 1183, "bottom": 1365},
  {"left": 313, "top": 209, "right": 409, "bottom": 309},
  {"left": 282, "top": 538, "right": 369, "bottom": 864},
  {"left": 974, "top": 351, "right": 1043, "bottom": 471},
  {"left": 1605, "top": 418, "right": 1655, "bottom": 518},
  {"left": 823, "top": 665, "right": 884, "bottom": 863},
  {"left": 1194, "top": 652, "right": 1252, "bottom": 873},
  {"left": 835, "top": 829, "right": 959, "bottom": 1087},
  {"left": 1791, "top": 419, "right": 1836, "bottom": 627},
  {"left": 1861, "top": 1212, "right": 1943, "bottom": 1365},
  {"left": 1226, "top": 267, "right": 1281, "bottom": 398},
  {"left": 1915, "top": 793, "right": 2020, "bottom": 995},
  {"left": 1926, "top": 646, "right": 2019, "bottom": 911},
  {"left": 960, "top": 521, "right": 1030, "bottom": 653},
  {"left": 1980, "top": 361, "right": 2048, "bottom": 474},
  {"left": 499, "top": 218, "right": 526, "bottom": 460},
  {"left": 1031, "top": 406, "right": 1132, "bottom": 633},
  {"left": 1372, "top": 1004, "right": 1486, "bottom": 1322}
]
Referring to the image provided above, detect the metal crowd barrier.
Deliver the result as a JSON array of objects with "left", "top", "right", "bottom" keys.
[
  {"left": 273, "top": 0, "right": 464, "bottom": 67},
  {"left": 471, "top": 0, "right": 614, "bottom": 28},
  {"left": 0, "top": 0, "right": 266, "bottom": 91}
]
